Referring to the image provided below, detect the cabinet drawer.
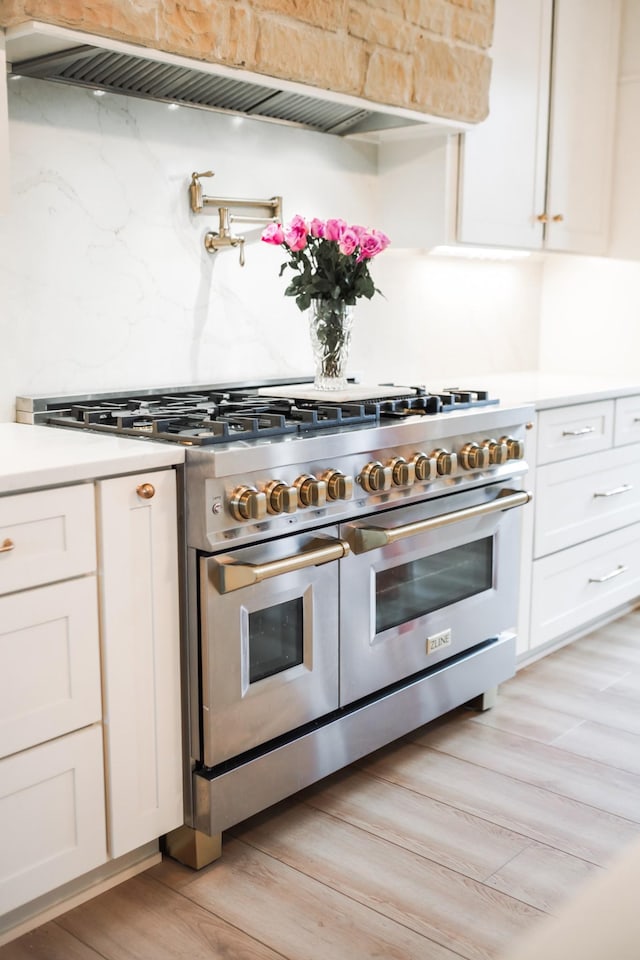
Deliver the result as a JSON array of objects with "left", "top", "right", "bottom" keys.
[
  {"left": 530, "top": 522, "right": 640, "bottom": 649},
  {"left": 0, "top": 577, "right": 101, "bottom": 759},
  {"left": 537, "top": 400, "right": 614, "bottom": 465},
  {"left": 534, "top": 445, "right": 640, "bottom": 557},
  {"left": 0, "top": 484, "right": 96, "bottom": 595},
  {"left": 0, "top": 725, "right": 107, "bottom": 915},
  {"left": 614, "top": 395, "right": 640, "bottom": 447}
]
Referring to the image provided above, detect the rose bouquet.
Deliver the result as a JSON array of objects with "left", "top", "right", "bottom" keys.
[{"left": 261, "top": 215, "right": 390, "bottom": 389}]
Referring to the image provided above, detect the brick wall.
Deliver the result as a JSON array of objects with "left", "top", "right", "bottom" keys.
[{"left": 1, "top": 0, "right": 494, "bottom": 122}]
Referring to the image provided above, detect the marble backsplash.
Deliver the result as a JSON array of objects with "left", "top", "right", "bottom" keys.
[{"left": 0, "top": 77, "right": 543, "bottom": 422}]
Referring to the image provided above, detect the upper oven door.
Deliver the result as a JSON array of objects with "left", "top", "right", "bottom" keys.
[
  {"left": 339, "top": 483, "right": 530, "bottom": 706},
  {"left": 200, "top": 528, "right": 347, "bottom": 768}
]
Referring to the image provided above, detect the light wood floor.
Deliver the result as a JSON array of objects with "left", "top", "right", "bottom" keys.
[{"left": 3, "top": 609, "right": 640, "bottom": 960}]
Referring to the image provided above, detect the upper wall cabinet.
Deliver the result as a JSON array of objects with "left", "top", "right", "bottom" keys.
[
  {"left": 0, "top": 32, "right": 9, "bottom": 216},
  {"left": 608, "top": 0, "right": 640, "bottom": 259},
  {"left": 379, "top": 0, "right": 621, "bottom": 256}
]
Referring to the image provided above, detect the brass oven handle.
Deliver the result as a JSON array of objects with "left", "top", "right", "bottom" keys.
[
  {"left": 211, "top": 537, "right": 351, "bottom": 594},
  {"left": 345, "top": 488, "right": 532, "bottom": 555},
  {"left": 0, "top": 538, "right": 15, "bottom": 553}
]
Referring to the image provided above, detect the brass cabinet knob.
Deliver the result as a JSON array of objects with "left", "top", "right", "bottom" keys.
[
  {"left": 321, "top": 469, "right": 353, "bottom": 501},
  {"left": 359, "top": 461, "right": 392, "bottom": 494},
  {"left": 264, "top": 480, "right": 297, "bottom": 515},
  {"left": 294, "top": 474, "right": 327, "bottom": 508},
  {"left": 0, "top": 538, "right": 15, "bottom": 553},
  {"left": 412, "top": 452, "right": 438, "bottom": 482},
  {"left": 229, "top": 485, "right": 267, "bottom": 521},
  {"left": 136, "top": 482, "right": 156, "bottom": 499},
  {"left": 389, "top": 457, "right": 415, "bottom": 487},
  {"left": 482, "top": 438, "right": 509, "bottom": 465},
  {"left": 431, "top": 449, "right": 457, "bottom": 476},
  {"left": 536, "top": 212, "right": 549, "bottom": 223},
  {"left": 552, "top": 213, "right": 564, "bottom": 222}
]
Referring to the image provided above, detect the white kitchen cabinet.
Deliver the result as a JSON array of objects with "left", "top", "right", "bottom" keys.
[
  {"left": 96, "top": 469, "right": 183, "bottom": 859},
  {"left": 609, "top": 0, "right": 640, "bottom": 259},
  {"left": 527, "top": 394, "right": 640, "bottom": 652},
  {"left": 379, "top": 0, "right": 621, "bottom": 256},
  {"left": 0, "top": 31, "right": 9, "bottom": 216},
  {"left": 0, "top": 725, "right": 107, "bottom": 916}
]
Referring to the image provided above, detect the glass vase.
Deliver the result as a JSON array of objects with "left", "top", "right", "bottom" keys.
[{"left": 308, "top": 300, "right": 354, "bottom": 391}]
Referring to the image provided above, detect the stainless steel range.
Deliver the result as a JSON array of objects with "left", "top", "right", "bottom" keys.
[{"left": 18, "top": 378, "right": 534, "bottom": 866}]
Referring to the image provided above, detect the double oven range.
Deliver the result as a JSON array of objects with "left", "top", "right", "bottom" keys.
[{"left": 19, "top": 378, "right": 533, "bottom": 863}]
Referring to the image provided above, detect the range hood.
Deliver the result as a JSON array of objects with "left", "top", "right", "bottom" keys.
[{"left": 5, "top": 21, "right": 472, "bottom": 138}]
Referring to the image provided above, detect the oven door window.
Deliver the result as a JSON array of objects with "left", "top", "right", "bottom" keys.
[
  {"left": 375, "top": 536, "right": 493, "bottom": 634},
  {"left": 249, "top": 597, "right": 304, "bottom": 683}
]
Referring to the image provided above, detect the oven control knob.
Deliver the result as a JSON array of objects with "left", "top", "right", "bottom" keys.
[
  {"left": 321, "top": 469, "right": 354, "bottom": 501},
  {"left": 431, "top": 449, "right": 458, "bottom": 476},
  {"left": 500, "top": 436, "right": 525, "bottom": 460},
  {"left": 295, "top": 474, "right": 328, "bottom": 507},
  {"left": 389, "top": 456, "right": 415, "bottom": 487},
  {"left": 460, "top": 442, "right": 490, "bottom": 470},
  {"left": 359, "top": 460, "right": 392, "bottom": 493},
  {"left": 229, "top": 485, "right": 267, "bottom": 522},
  {"left": 482, "top": 438, "right": 509, "bottom": 465},
  {"left": 412, "top": 452, "right": 438, "bottom": 482},
  {"left": 264, "top": 480, "right": 298, "bottom": 514}
]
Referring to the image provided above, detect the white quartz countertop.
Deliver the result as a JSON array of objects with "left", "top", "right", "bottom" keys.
[
  {"left": 0, "top": 423, "right": 185, "bottom": 494},
  {"left": 443, "top": 372, "right": 640, "bottom": 410}
]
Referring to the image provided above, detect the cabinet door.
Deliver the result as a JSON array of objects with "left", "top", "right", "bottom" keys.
[
  {"left": 457, "top": 0, "right": 552, "bottom": 249},
  {"left": 96, "top": 469, "right": 183, "bottom": 858},
  {"left": 0, "top": 725, "right": 106, "bottom": 915},
  {"left": 0, "top": 33, "right": 8, "bottom": 216},
  {"left": 545, "top": 0, "right": 621, "bottom": 253}
]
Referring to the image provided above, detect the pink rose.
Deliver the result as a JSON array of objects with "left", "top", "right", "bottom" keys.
[
  {"left": 350, "top": 224, "right": 367, "bottom": 240},
  {"left": 261, "top": 222, "right": 285, "bottom": 245},
  {"left": 324, "top": 218, "right": 347, "bottom": 242},
  {"left": 283, "top": 214, "right": 308, "bottom": 252},
  {"left": 309, "top": 218, "right": 325, "bottom": 239},
  {"left": 372, "top": 228, "right": 391, "bottom": 252},
  {"left": 356, "top": 230, "right": 384, "bottom": 261},
  {"left": 338, "top": 227, "right": 359, "bottom": 256}
]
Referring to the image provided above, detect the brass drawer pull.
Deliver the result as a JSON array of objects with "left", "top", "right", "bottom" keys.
[
  {"left": 589, "top": 564, "right": 628, "bottom": 584},
  {"left": 0, "top": 538, "right": 15, "bottom": 553},
  {"left": 136, "top": 482, "right": 156, "bottom": 499}
]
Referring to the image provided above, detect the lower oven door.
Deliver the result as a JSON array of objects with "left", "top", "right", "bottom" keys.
[
  {"left": 200, "top": 528, "right": 347, "bottom": 767},
  {"left": 339, "top": 483, "right": 530, "bottom": 706}
]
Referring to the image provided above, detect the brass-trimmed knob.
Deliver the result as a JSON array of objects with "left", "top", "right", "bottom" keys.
[
  {"left": 389, "top": 456, "right": 415, "bottom": 487},
  {"left": 0, "top": 538, "right": 15, "bottom": 553},
  {"left": 294, "top": 474, "right": 327, "bottom": 507},
  {"left": 264, "top": 480, "right": 297, "bottom": 515},
  {"left": 431, "top": 449, "right": 457, "bottom": 476},
  {"left": 321, "top": 469, "right": 353, "bottom": 501},
  {"left": 482, "top": 438, "right": 509, "bottom": 465},
  {"left": 500, "top": 436, "right": 525, "bottom": 460},
  {"left": 359, "top": 460, "right": 392, "bottom": 493},
  {"left": 536, "top": 212, "right": 549, "bottom": 223},
  {"left": 136, "top": 482, "right": 155, "bottom": 499},
  {"left": 552, "top": 213, "right": 564, "bottom": 222},
  {"left": 459, "top": 442, "right": 490, "bottom": 470},
  {"left": 229, "top": 485, "right": 267, "bottom": 521},
  {"left": 412, "top": 452, "right": 438, "bottom": 482}
]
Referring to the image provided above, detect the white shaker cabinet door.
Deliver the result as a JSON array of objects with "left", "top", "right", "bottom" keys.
[{"left": 96, "top": 469, "right": 183, "bottom": 858}]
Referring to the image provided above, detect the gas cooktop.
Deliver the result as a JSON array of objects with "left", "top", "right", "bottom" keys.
[{"left": 17, "top": 380, "right": 500, "bottom": 446}]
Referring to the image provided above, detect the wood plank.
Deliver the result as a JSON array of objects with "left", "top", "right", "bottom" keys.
[
  {"left": 470, "top": 694, "right": 585, "bottom": 744},
  {"left": 55, "top": 872, "right": 283, "bottom": 960},
  {"left": 551, "top": 720, "right": 640, "bottom": 776},
  {"left": 357, "top": 742, "right": 640, "bottom": 866},
  {"left": 302, "top": 767, "right": 533, "bottom": 882},
  {"left": 408, "top": 715, "right": 640, "bottom": 822},
  {"left": 183, "top": 836, "right": 465, "bottom": 960},
  {"left": 484, "top": 843, "right": 601, "bottom": 915},
  {"left": 0, "top": 923, "right": 103, "bottom": 960},
  {"left": 231, "top": 803, "right": 544, "bottom": 960}
]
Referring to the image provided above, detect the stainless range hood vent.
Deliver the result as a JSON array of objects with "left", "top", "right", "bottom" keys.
[{"left": 10, "top": 41, "right": 419, "bottom": 136}]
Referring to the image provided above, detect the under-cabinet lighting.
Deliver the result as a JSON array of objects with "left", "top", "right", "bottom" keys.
[
  {"left": 167, "top": 103, "right": 180, "bottom": 111},
  {"left": 430, "top": 245, "right": 532, "bottom": 261},
  {"left": 92, "top": 89, "right": 106, "bottom": 97}
]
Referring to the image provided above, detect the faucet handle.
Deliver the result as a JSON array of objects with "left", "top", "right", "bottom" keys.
[
  {"left": 238, "top": 238, "right": 245, "bottom": 267},
  {"left": 189, "top": 171, "right": 214, "bottom": 212}
]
